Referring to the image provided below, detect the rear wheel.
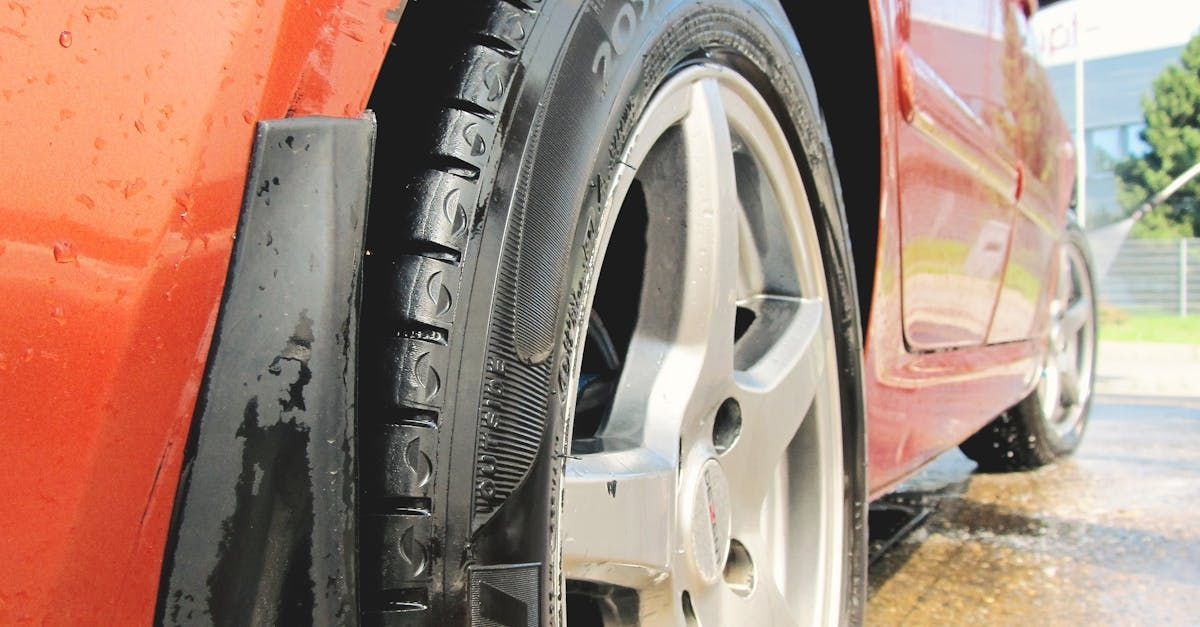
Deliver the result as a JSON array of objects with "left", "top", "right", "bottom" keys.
[
  {"left": 961, "top": 224, "right": 1098, "bottom": 472},
  {"left": 360, "top": 1, "right": 866, "bottom": 623}
]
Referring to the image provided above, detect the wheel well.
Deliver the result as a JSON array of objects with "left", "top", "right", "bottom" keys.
[{"left": 783, "top": 3, "right": 882, "bottom": 324}]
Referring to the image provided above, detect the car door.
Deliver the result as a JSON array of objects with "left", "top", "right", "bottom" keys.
[
  {"left": 987, "top": 0, "right": 1072, "bottom": 343},
  {"left": 895, "top": 0, "right": 1022, "bottom": 350}
]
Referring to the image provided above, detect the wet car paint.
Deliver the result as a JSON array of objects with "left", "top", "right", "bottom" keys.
[
  {"left": 869, "top": 397, "right": 1200, "bottom": 624},
  {"left": 862, "top": 0, "right": 1073, "bottom": 497},
  {"left": 0, "top": 1, "right": 401, "bottom": 622}
]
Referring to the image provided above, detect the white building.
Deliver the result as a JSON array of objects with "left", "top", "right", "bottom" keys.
[{"left": 1033, "top": 0, "right": 1200, "bottom": 225}]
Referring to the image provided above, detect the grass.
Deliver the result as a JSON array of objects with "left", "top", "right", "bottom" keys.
[{"left": 1099, "top": 314, "right": 1200, "bottom": 344}]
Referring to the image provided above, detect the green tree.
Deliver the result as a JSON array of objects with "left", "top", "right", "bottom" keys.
[{"left": 1115, "top": 33, "right": 1200, "bottom": 239}]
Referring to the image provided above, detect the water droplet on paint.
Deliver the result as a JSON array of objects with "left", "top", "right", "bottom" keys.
[
  {"left": 52, "top": 241, "right": 76, "bottom": 263},
  {"left": 59, "top": 31, "right": 72, "bottom": 48}
]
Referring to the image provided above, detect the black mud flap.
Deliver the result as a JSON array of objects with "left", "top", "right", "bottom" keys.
[{"left": 156, "top": 115, "right": 375, "bottom": 626}]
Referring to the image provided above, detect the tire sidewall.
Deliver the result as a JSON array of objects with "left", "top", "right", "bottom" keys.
[{"left": 447, "top": 1, "right": 868, "bottom": 622}]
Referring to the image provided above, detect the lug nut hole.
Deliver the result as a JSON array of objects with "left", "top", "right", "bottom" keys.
[
  {"left": 723, "top": 539, "right": 756, "bottom": 596},
  {"left": 713, "top": 398, "right": 742, "bottom": 454},
  {"left": 681, "top": 590, "right": 699, "bottom": 626}
]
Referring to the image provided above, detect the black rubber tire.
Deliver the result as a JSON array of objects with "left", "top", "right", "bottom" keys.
[
  {"left": 358, "top": 0, "right": 868, "bottom": 623},
  {"left": 960, "top": 223, "right": 1098, "bottom": 473}
]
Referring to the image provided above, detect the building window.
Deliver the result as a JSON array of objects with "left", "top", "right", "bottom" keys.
[
  {"left": 1124, "top": 123, "right": 1151, "bottom": 158},
  {"left": 1087, "top": 126, "right": 1123, "bottom": 171},
  {"left": 1087, "top": 122, "right": 1152, "bottom": 173}
]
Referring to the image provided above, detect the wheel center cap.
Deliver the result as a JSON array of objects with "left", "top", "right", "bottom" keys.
[{"left": 687, "top": 459, "right": 732, "bottom": 583}]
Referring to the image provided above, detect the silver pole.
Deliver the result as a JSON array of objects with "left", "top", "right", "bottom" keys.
[
  {"left": 1131, "top": 161, "right": 1200, "bottom": 221},
  {"left": 1181, "top": 238, "right": 1189, "bottom": 317}
]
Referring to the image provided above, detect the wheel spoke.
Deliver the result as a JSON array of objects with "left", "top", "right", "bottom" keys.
[
  {"left": 1061, "top": 298, "right": 1090, "bottom": 336},
  {"left": 1057, "top": 249, "right": 1074, "bottom": 307},
  {"left": 724, "top": 298, "right": 828, "bottom": 508},
  {"left": 676, "top": 77, "right": 742, "bottom": 382},
  {"left": 603, "top": 77, "right": 743, "bottom": 451},
  {"left": 562, "top": 448, "right": 676, "bottom": 588},
  {"left": 1059, "top": 360, "right": 1081, "bottom": 407}
]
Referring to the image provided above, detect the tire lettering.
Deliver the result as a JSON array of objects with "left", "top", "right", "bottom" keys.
[
  {"left": 591, "top": 0, "right": 660, "bottom": 85},
  {"left": 610, "top": 4, "right": 637, "bottom": 55},
  {"left": 592, "top": 41, "right": 613, "bottom": 86},
  {"left": 477, "top": 357, "right": 508, "bottom": 504}
]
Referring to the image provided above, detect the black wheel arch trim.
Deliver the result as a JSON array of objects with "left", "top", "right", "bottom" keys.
[{"left": 155, "top": 115, "right": 375, "bottom": 626}]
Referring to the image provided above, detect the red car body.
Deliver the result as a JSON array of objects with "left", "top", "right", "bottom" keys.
[{"left": 0, "top": 0, "right": 1071, "bottom": 622}]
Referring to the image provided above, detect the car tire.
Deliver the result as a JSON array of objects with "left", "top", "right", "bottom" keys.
[
  {"left": 960, "top": 222, "right": 1098, "bottom": 473},
  {"left": 359, "top": 0, "right": 867, "bottom": 623}
]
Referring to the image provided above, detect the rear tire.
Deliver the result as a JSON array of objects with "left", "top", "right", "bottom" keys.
[{"left": 960, "top": 223, "right": 1098, "bottom": 472}]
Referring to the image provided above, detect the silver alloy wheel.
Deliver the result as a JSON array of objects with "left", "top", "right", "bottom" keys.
[
  {"left": 1038, "top": 239, "right": 1096, "bottom": 441},
  {"left": 560, "top": 65, "right": 844, "bottom": 626}
]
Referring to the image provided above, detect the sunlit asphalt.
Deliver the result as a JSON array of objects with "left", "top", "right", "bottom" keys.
[{"left": 867, "top": 346, "right": 1200, "bottom": 624}]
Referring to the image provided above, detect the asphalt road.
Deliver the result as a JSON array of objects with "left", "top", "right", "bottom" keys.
[{"left": 866, "top": 345, "right": 1200, "bottom": 625}]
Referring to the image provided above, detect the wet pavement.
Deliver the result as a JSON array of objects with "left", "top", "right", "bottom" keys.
[
  {"left": 867, "top": 392, "right": 1200, "bottom": 625},
  {"left": 1093, "top": 341, "right": 1200, "bottom": 397}
]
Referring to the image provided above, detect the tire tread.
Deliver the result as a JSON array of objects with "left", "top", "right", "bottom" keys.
[
  {"left": 359, "top": 0, "right": 544, "bottom": 620},
  {"left": 959, "top": 404, "right": 1056, "bottom": 472}
]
